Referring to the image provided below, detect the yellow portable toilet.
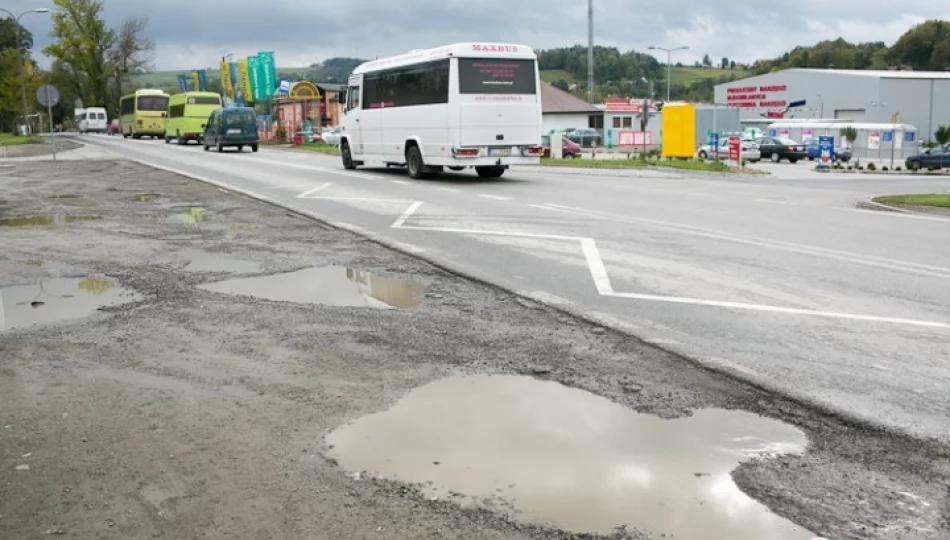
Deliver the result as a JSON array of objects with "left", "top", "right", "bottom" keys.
[{"left": 661, "top": 102, "right": 696, "bottom": 159}]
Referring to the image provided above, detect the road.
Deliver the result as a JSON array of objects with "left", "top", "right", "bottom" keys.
[{"left": 68, "top": 134, "right": 950, "bottom": 442}]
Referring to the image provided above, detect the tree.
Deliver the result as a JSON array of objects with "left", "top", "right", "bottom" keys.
[
  {"left": 839, "top": 126, "right": 858, "bottom": 145},
  {"left": 889, "top": 20, "right": 950, "bottom": 70},
  {"left": 935, "top": 125, "right": 950, "bottom": 145},
  {"left": 552, "top": 78, "right": 570, "bottom": 92},
  {"left": 0, "top": 50, "right": 41, "bottom": 132},
  {"left": 108, "top": 17, "right": 154, "bottom": 110},
  {"left": 0, "top": 18, "right": 33, "bottom": 53},
  {"left": 721, "top": 57, "right": 729, "bottom": 69},
  {"left": 702, "top": 54, "right": 712, "bottom": 67},
  {"left": 729, "top": 60, "right": 736, "bottom": 70},
  {"left": 43, "top": 0, "right": 115, "bottom": 112}
]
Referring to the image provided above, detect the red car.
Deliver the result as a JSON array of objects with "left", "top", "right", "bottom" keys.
[{"left": 541, "top": 134, "right": 581, "bottom": 159}]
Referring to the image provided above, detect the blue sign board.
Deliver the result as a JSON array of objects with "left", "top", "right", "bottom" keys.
[
  {"left": 817, "top": 135, "right": 834, "bottom": 169},
  {"left": 176, "top": 74, "right": 189, "bottom": 93},
  {"left": 710, "top": 133, "right": 719, "bottom": 157},
  {"left": 904, "top": 131, "right": 916, "bottom": 142},
  {"left": 768, "top": 129, "right": 777, "bottom": 137},
  {"left": 882, "top": 131, "right": 893, "bottom": 142}
]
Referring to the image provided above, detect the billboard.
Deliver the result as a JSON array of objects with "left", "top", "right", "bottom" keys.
[
  {"left": 259, "top": 51, "right": 276, "bottom": 99},
  {"left": 219, "top": 61, "right": 233, "bottom": 99},
  {"left": 236, "top": 58, "right": 252, "bottom": 103},
  {"left": 196, "top": 69, "right": 208, "bottom": 91},
  {"left": 189, "top": 71, "right": 200, "bottom": 91}
]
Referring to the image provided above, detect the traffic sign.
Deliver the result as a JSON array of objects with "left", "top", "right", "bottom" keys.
[
  {"left": 728, "top": 136, "right": 740, "bottom": 161},
  {"left": 36, "top": 85, "right": 60, "bottom": 107}
]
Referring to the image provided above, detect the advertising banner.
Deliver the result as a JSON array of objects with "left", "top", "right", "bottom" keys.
[
  {"left": 196, "top": 69, "right": 208, "bottom": 92},
  {"left": 176, "top": 74, "right": 189, "bottom": 93},
  {"left": 818, "top": 135, "right": 834, "bottom": 169},
  {"left": 868, "top": 132, "right": 881, "bottom": 150},
  {"left": 618, "top": 131, "right": 652, "bottom": 146},
  {"left": 248, "top": 55, "right": 263, "bottom": 102},
  {"left": 219, "top": 61, "right": 233, "bottom": 99},
  {"left": 190, "top": 71, "right": 200, "bottom": 91},
  {"left": 259, "top": 51, "right": 276, "bottom": 99},
  {"left": 728, "top": 136, "right": 740, "bottom": 162},
  {"left": 237, "top": 58, "right": 252, "bottom": 103}
]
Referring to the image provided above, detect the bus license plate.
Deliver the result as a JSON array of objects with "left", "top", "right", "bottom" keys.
[{"left": 489, "top": 148, "right": 510, "bottom": 157}]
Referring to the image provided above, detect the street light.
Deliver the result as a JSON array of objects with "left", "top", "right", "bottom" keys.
[
  {"left": 648, "top": 45, "right": 689, "bottom": 102},
  {"left": 640, "top": 77, "right": 654, "bottom": 101},
  {"left": 0, "top": 8, "right": 49, "bottom": 134}
]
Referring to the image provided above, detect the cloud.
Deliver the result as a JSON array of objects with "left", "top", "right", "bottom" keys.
[{"left": 4, "top": 0, "right": 949, "bottom": 70}]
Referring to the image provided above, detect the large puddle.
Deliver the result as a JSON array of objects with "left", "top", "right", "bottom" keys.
[
  {"left": 327, "top": 375, "right": 815, "bottom": 539},
  {"left": 0, "top": 277, "right": 142, "bottom": 331},
  {"left": 199, "top": 266, "right": 423, "bottom": 308},
  {"left": 181, "top": 249, "right": 261, "bottom": 273}
]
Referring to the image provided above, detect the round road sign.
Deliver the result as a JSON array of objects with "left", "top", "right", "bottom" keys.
[{"left": 36, "top": 85, "right": 60, "bottom": 107}]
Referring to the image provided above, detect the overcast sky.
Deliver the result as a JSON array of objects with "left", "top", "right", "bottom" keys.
[{"left": 6, "top": 0, "right": 950, "bottom": 71}]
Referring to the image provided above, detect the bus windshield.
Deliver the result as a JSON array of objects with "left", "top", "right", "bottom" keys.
[
  {"left": 458, "top": 59, "right": 536, "bottom": 95},
  {"left": 137, "top": 96, "right": 169, "bottom": 111},
  {"left": 188, "top": 96, "right": 220, "bottom": 106}
]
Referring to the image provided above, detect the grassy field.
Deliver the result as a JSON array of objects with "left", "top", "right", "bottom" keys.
[
  {"left": 539, "top": 70, "right": 576, "bottom": 84},
  {"left": 0, "top": 133, "right": 42, "bottom": 146},
  {"left": 541, "top": 157, "right": 733, "bottom": 173},
  {"left": 873, "top": 194, "right": 950, "bottom": 208}
]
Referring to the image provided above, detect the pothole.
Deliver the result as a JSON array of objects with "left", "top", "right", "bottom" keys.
[
  {"left": 181, "top": 249, "right": 261, "bottom": 273},
  {"left": 0, "top": 215, "right": 102, "bottom": 227},
  {"left": 0, "top": 277, "right": 142, "bottom": 332},
  {"left": 199, "top": 266, "right": 423, "bottom": 308},
  {"left": 326, "top": 374, "right": 814, "bottom": 538}
]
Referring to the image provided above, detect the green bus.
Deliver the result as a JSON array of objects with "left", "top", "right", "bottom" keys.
[
  {"left": 119, "top": 89, "right": 170, "bottom": 139},
  {"left": 164, "top": 91, "right": 223, "bottom": 145}
]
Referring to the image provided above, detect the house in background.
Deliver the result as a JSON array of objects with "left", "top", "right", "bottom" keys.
[
  {"left": 315, "top": 82, "right": 345, "bottom": 127},
  {"left": 540, "top": 83, "right": 603, "bottom": 134}
]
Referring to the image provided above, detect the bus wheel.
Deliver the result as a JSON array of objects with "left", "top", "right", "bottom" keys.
[
  {"left": 177, "top": 132, "right": 186, "bottom": 145},
  {"left": 341, "top": 142, "right": 357, "bottom": 170},
  {"left": 164, "top": 136, "right": 170, "bottom": 144},
  {"left": 406, "top": 145, "right": 426, "bottom": 179},
  {"left": 475, "top": 166, "right": 506, "bottom": 179},
  {"left": 448, "top": 166, "right": 465, "bottom": 171},
  {"left": 251, "top": 144, "right": 258, "bottom": 153}
]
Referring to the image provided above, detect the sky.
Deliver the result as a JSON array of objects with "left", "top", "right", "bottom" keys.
[{"left": 5, "top": 0, "right": 950, "bottom": 71}]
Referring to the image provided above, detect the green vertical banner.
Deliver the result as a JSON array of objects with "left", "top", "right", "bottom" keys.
[
  {"left": 258, "top": 51, "right": 276, "bottom": 99},
  {"left": 248, "top": 55, "right": 263, "bottom": 102}
]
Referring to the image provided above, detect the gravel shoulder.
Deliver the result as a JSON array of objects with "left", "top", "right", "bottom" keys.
[
  {"left": 0, "top": 138, "right": 81, "bottom": 158},
  {"left": 0, "top": 161, "right": 947, "bottom": 539}
]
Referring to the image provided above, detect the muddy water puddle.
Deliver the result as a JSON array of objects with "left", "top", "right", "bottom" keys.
[
  {"left": 0, "top": 277, "right": 142, "bottom": 331},
  {"left": 199, "top": 266, "right": 422, "bottom": 308},
  {"left": 327, "top": 375, "right": 814, "bottom": 538},
  {"left": 0, "top": 215, "right": 102, "bottom": 227},
  {"left": 181, "top": 249, "right": 261, "bottom": 273}
]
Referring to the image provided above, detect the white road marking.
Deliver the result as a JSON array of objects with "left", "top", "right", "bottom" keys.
[
  {"left": 751, "top": 198, "right": 797, "bottom": 205},
  {"left": 435, "top": 187, "right": 460, "bottom": 193},
  {"left": 580, "top": 238, "right": 613, "bottom": 295},
  {"left": 391, "top": 201, "right": 425, "bottom": 229},
  {"left": 478, "top": 194, "right": 511, "bottom": 201},
  {"left": 541, "top": 203, "right": 950, "bottom": 279},
  {"left": 306, "top": 197, "right": 412, "bottom": 202},
  {"left": 296, "top": 183, "right": 333, "bottom": 198},
  {"left": 264, "top": 183, "right": 322, "bottom": 191},
  {"left": 605, "top": 291, "right": 950, "bottom": 330},
  {"left": 390, "top": 180, "right": 411, "bottom": 185}
]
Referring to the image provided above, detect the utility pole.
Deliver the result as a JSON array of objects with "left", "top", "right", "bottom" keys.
[
  {"left": 648, "top": 44, "right": 689, "bottom": 103},
  {"left": 587, "top": 0, "right": 594, "bottom": 103},
  {"left": 0, "top": 8, "right": 49, "bottom": 135}
]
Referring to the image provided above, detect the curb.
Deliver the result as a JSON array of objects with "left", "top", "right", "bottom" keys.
[{"left": 70, "top": 136, "right": 929, "bottom": 441}]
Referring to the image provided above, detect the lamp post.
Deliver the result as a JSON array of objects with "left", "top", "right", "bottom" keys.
[
  {"left": 0, "top": 8, "right": 49, "bottom": 135},
  {"left": 648, "top": 45, "right": 688, "bottom": 102},
  {"left": 640, "top": 77, "right": 654, "bottom": 101}
]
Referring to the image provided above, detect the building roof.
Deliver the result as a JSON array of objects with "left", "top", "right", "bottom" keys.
[
  {"left": 315, "top": 82, "right": 344, "bottom": 92},
  {"left": 541, "top": 83, "right": 602, "bottom": 115},
  {"left": 788, "top": 68, "right": 950, "bottom": 80}
]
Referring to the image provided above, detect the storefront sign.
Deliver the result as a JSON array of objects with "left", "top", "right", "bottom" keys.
[
  {"left": 728, "top": 136, "right": 740, "bottom": 161},
  {"left": 726, "top": 84, "right": 787, "bottom": 108},
  {"left": 617, "top": 130, "right": 652, "bottom": 146},
  {"left": 868, "top": 132, "right": 881, "bottom": 150},
  {"left": 818, "top": 136, "right": 834, "bottom": 169}
]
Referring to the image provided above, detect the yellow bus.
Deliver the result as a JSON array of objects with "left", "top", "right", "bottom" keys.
[
  {"left": 119, "top": 89, "right": 170, "bottom": 139},
  {"left": 164, "top": 92, "right": 222, "bottom": 145}
]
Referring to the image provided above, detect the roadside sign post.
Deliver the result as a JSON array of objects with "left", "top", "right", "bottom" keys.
[
  {"left": 710, "top": 133, "right": 719, "bottom": 159},
  {"left": 728, "top": 136, "right": 740, "bottom": 168},
  {"left": 36, "top": 84, "right": 60, "bottom": 161},
  {"left": 817, "top": 135, "right": 833, "bottom": 170}
]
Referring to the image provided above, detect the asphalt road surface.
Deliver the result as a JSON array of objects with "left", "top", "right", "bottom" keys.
[{"left": 68, "top": 134, "right": 950, "bottom": 443}]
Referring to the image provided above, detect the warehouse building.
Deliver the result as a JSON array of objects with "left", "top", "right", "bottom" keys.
[{"left": 714, "top": 69, "right": 950, "bottom": 142}]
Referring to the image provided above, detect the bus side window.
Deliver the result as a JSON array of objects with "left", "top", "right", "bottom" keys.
[{"left": 348, "top": 86, "right": 360, "bottom": 110}]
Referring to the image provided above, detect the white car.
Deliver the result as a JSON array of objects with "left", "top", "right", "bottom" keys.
[
  {"left": 696, "top": 138, "right": 761, "bottom": 162},
  {"left": 321, "top": 127, "right": 341, "bottom": 146}
]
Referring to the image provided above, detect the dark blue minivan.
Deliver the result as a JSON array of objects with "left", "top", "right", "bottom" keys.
[{"left": 202, "top": 107, "right": 259, "bottom": 153}]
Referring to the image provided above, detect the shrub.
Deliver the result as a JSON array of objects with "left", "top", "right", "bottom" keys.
[
  {"left": 740, "top": 158, "right": 747, "bottom": 168},
  {"left": 857, "top": 165, "right": 865, "bottom": 170},
  {"left": 847, "top": 164, "right": 854, "bottom": 170},
  {"left": 895, "top": 166, "right": 902, "bottom": 171},
  {"left": 882, "top": 166, "right": 889, "bottom": 171},
  {"left": 867, "top": 163, "right": 877, "bottom": 171}
]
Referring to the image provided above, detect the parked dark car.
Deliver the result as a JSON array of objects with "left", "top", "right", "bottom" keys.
[
  {"left": 757, "top": 136, "right": 807, "bottom": 163},
  {"left": 541, "top": 135, "right": 581, "bottom": 158},
  {"left": 802, "top": 138, "right": 852, "bottom": 162},
  {"left": 905, "top": 144, "right": 950, "bottom": 170},
  {"left": 563, "top": 128, "right": 602, "bottom": 148},
  {"left": 202, "top": 107, "right": 259, "bottom": 153}
]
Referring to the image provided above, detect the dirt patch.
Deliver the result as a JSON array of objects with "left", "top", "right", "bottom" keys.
[
  {"left": 0, "top": 138, "right": 82, "bottom": 158},
  {"left": 0, "top": 161, "right": 947, "bottom": 540}
]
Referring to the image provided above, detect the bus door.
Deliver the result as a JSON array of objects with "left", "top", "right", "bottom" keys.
[{"left": 343, "top": 78, "right": 363, "bottom": 153}]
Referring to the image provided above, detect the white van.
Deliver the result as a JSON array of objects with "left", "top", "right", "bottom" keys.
[
  {"left": 79, "top": 107, "right": 108, "bottom": 134},
  {"left": 339, "top": 43, "right": 543, "bottom": 179}
]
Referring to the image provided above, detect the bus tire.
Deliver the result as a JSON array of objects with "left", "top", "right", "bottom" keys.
[
  {"left": 406, "top": 145, "right": 426, "bottom": 179},
  {"left": 164, "top": 136, "right": 170, "bottom": 144},
  {"left": 177, "top": 131, "right": 186, "bottom": 145},
  {"left": 341, "top": 142, "right": 357, "bottom": 170},
  {"left": 203, "top": 142, "right": 209, "bottom": 152},
  {"left": 251, "top": 144, "right": 258, "bottom": 153},
  {"left": 476, "top": 166, "right": 505, "bottom": 179}
]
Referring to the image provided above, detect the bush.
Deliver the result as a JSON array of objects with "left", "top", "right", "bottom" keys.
[
  {"left": 882, "top": 166, "right": 889, "bottom": 171},
  {"left": 857, "top": 165, "right": 865, "bottom": 170},
  {"left": 867, "top": 163, "right": 877, "bottom": 171},
  {"left": 895, "top": 166, "right": 902, "bottom": 171},
  {"left": 740, "top": 158, "right": 747, "bottom": 168},
  {"left": 847, "top": 164, "right": 854, "bottom": 170}
]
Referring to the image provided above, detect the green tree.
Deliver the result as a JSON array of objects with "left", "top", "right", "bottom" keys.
[
  {"left": 721, "top": 57, "right": 729, "bottom": 69},
  {"left": 934, "top": 125, "right": 950, "bottom": 145},
  {"left": 839, "top": 126, "right": 858, "bottom": 145},
  {"left": 889, "top": 20, "right": 950, "bottom": 70},
  {"left": 702, "top": 54, "right": 712, "bottom": 67},
  {"left": 0, "top": 51, "right": 41, "bottom": 132},
  {"left": 108, "top": 17, "right": 154, "bottom": 111},
  {"left": 43, "top": 0, "right": 115, "bottom": 111},
  {"left": 0, "top": 18, "right": 33, "bottom": 53}
]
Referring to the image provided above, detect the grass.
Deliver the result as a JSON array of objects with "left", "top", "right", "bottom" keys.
[
  {"left": 297, "top": 142, "right": 340, "bottom": 156},
  {"left": 872, "top": 194, "right": 950, "bottom": 208},
  {"left": 0, "top": 133, "right": 43, "bottom": 146},
  {"left": 540, "top": 70, "right": 576, "bottom": 84},
  {"left": 541, "top": 157, "right": 732, "bottom": 173},
  {"left": 666, "top": 66, "right": 735, "bottom": 85}
]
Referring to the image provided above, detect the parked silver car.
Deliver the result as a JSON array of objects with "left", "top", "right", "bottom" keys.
[
  {"left": 321, "top": 127, "right": 342, "bottom": 146},
  {"left": 695, "top": 139, "right": 761, "bottom": 162}
]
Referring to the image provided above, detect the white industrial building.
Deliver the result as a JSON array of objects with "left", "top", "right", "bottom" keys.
[{"left": 714, "top": 69, "right": 950, "bottom": 143}]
